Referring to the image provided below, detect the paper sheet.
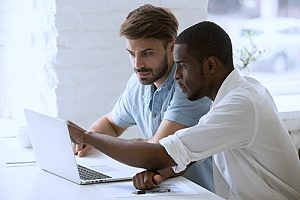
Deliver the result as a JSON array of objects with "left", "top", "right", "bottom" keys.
[
  {"left": 0, "top": 137, "right": 36, "bottom": 166},
  {"left": 96, "top": 176, "right": 199, "bottom": 198}
]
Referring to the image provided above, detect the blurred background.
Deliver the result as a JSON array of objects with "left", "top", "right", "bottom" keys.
[
  {"left": 0, "top": 0, "right": 299, "bottom": 144},
  {"left": 208, "top": 0, "right": 300, "bottom": 96}
]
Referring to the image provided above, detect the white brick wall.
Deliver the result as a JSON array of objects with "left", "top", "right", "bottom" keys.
[
  {"left": 0, "top": 0, "right": 57, "bottom": 125},
  {"left": 54, "top": 0, "right": 208, "bottom": 135}
]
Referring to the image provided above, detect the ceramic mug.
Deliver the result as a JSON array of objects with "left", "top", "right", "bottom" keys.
[{"left": 17, "top": 126, "right": 32, "bottom": 148}]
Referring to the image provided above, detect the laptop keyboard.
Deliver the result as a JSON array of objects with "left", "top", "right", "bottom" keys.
[{"left": 77, "top": 164, "right": 111, "bottom": 180}]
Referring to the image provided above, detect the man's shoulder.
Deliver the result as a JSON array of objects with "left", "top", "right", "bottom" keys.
[
  {"left": 126, "top": 73, "right": 142, "bottom": 88},
  {"left": 230, "top": 77, "right": 268, "bottom": 103},
  {"left": 127, "top": 73, "right": 139, "bottom": 83},
  {"left": 124, "top": 73, "right": 148, "bottom": 96},
  {"left": 171, "top": 83, "right": 212, "bottom": 108}
]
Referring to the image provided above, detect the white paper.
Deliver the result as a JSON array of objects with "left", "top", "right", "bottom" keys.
[
  {"left": 96, "top": 176, "right": 199, "bottom": 198},
  {"left": 0, "top": 137, "right": 36, "bottom": 166}
]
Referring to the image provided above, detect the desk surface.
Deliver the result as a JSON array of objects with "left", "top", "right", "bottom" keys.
[
  {"left": 0, "top": 164, "right": 224, "bottom": 200},
  {"left": 0, "top": 140, "right": 223, "bottom": 200}
]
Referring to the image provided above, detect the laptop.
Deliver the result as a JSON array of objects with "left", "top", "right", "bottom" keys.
[{"left": 24, "top": 109, "right": 143, "bottom": 185}]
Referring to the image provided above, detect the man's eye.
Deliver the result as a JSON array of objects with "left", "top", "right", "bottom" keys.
[
  {"left": 178, "top": 64, "right": 187, "bottom": 69},
  {"left": 128, "top": 52, "right": 135, "bottom": 57},
  {"left": 142, "top": 52, "right": 152, "bottom": 57}
]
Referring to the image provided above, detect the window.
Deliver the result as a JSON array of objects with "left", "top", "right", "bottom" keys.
[{"left": 208, "top": 0, "right": 300, "bottom": 98}]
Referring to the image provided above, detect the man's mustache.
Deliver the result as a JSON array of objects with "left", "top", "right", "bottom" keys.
[{"left": 134, "top": 68, "right": 152, "bottom": 73}]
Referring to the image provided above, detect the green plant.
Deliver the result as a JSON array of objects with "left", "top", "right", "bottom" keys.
[{"left": 235, "top": 30, "right": 265, "bottom": 72}]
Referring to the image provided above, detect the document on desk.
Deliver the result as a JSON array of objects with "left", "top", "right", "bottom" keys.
[
  {"left": 96, "top": 176, "right": 200, "bottom": 198},
  {"left": 0, "top": 137, "right": 36, "bottom": 167}
]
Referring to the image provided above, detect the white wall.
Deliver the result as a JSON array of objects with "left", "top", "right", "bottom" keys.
[
  {"left": 54, "top": 0, "right": 208, "bottom": 133},
  {"left": 0, "top": 0, "right": 57, "bottom": 126}
]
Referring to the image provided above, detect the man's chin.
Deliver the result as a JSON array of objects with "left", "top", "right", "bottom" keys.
[
  {"left": 188, "top": 97, "right": 196, "bottom": 101},
  {"left": 180, "top": 91, "right": 195, "bottom": 101},
  {"left": 179, "top": 86, "right": 187, "bottom": 94},
  {"left": 138, "top": 78, "right": 153, "bottom": 85},
  {"left": 187, "top": 94, "right": 200, "bottom": 101}
]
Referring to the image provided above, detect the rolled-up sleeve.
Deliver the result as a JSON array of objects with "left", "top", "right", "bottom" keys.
[
  {"left": 159, "top": 132, "right": 192, "bottom": 173},
  {"left": 159, "top": 92, "right": 257, "bottom": 173}
]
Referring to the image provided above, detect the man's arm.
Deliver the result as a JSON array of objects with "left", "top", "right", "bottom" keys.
[
  {"left": 89, "top": 113, "right": 126, "bottom": 137},
  {"left": 146, "top": 120, "right": 188, "bottom": 181},
  {"left": 148, "top": 120, "right": 187, "bottom": 143},
  {"left": 133, "top": 163, "right": 193, "bottom": 190},
  {"left": 74, "top": 113, "right": 127, "bottom": 156},
  {"left": 69, "top": 124, "right": 176, "bottom": 170}
]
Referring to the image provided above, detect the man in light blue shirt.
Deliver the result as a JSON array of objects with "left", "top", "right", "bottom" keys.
[
  {"left": 111, "top": 65, "right": 210, "bottom": 140},
  {"left": 73, "top": 4, "right": 213, "bottom": 191}
]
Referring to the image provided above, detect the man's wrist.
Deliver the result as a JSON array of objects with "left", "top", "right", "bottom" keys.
[{"left": 83, "top": 131, "right": 92, "bottom": 144}]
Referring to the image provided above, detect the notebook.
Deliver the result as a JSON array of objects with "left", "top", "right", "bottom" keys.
[{"left": 24, "top": 109, "right": 142, "bottom": 185}]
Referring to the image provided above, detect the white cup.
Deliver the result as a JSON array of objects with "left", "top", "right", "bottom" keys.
[{"left": 17, "top": 126, "right": 32, "bottom": 148}]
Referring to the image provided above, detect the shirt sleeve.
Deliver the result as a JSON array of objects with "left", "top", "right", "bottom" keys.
[
  {"left": 160, "top": 92, "right": 257, "bottom": 173},
  {"left": 111, "top": 74, "right": 136, "bottom": 128},
  {"left": 159, "top": 132, "right": 192, "bottom": 173},
  {"left": 163, "top": 83, "right": 211, "bottom": 127}
]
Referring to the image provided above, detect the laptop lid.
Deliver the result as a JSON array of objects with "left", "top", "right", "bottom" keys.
[{"left": 24, "top": 109, "right": 142, "bottom": 184}]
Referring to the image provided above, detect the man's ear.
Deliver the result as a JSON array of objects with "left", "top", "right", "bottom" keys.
[
  {"left": 168, "top": 41, "right": 175, "bottom": 53},
  {"left": 207, "top": 56, "right": 218, "bottom": 73}
]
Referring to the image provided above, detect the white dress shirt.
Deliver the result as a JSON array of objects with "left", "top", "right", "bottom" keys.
[{"left": 160, "top": 69, "right": 300, "bottom": 200}]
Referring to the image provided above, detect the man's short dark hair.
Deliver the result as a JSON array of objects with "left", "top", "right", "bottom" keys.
[
  {"left": 176, "top": 21, "right": 234, "bottom": 69},
  {"left": 120, "top": 4, "right": 178, "bottom": 45}
]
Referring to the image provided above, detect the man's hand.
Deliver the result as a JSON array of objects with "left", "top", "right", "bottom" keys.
[
  {"left": 67, "top": 121, "right": 93, "bottom": 157},
  {"left": 133, "top": 170, "right": 163, "bottom": 190},
  {"left": 67, "top": 121, "right": 86, "bottom": 144},
  {"left": 74, "top": 143, "right": 93, "bottom": 157}
]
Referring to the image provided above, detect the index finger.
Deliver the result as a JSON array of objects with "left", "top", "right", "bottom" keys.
[
  {"left": 67, "top": 120, "right": 86, "bottom": 132},
  {"left": 73, "top": 143, "right": 83, "bottom": 154}
]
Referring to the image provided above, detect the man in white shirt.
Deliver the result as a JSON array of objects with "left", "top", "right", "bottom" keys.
[{"left": 69, "top": 21, "right": 300, "bottom": 200}]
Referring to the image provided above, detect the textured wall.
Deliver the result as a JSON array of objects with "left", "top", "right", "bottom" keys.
[
  {"left": 0, "top": 0, "right": 57, "bottom": 126},
  {"left": 54, "top": 0, "right": 208, "bottom": 132}
]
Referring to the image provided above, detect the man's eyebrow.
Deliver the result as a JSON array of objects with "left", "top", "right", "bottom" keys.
[
  {"left": 126, "top": 48, "right": 155, "bottom": 53},
  {"left": 126, "top": 49, "right": 133, "bottom": 53},
  {"left": 141, "top": 48, "right": 155, "bottom": 52}
]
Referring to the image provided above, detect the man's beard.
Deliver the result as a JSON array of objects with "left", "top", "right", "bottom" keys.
[
  {"left": 134, "top": 53, "right": 169, "bottom": 85},
  {"left": 187, "top": 68, "right": 205, "bottom": 101}
]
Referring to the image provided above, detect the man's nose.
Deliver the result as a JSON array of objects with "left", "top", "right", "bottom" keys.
[
  {"left": 174, "top": 65, "right": 180, "bottom": 80},
  {"left": 134, "top": 56, "right": 144, "bottom": 68}
]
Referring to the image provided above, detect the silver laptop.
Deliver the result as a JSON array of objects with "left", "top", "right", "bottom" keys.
[{"left": 24, "top": 109, "right": 142, "bottom": 185}]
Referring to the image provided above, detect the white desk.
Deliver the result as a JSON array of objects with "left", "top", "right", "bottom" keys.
[
  {"left": 0, "top": 165, "right": 224, "bottom": 200},
  {"left": 0, "top": 138, "right": 223, "bottom": 200}
]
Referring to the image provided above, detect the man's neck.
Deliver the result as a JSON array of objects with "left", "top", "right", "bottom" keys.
[
  {"left": 210, "top": 69, "right": 233, "bottom": 101},
  {"left": 154, "top": 62, "right": 174, "bottom": 89}
]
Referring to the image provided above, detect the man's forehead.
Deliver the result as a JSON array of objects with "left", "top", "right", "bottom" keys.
[
  {"left": 174, "top": 44, "right": 189, "bottom": 59},
  {"left": 126, "top": 38, "right": 164, "bottom": 50}
]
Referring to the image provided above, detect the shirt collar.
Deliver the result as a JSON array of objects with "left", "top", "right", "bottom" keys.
[
  {"left": 212, "top": 69, "right": 244, "bottom": 108},
  {"left": 160, "top": 63, "right": 176, "bottom": 91}
]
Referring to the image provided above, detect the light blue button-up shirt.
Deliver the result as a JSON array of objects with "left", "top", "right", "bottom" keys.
[
  {"left": 111, "top": 65, "right": 214, "bottom": 192},
  {"left": 111, "top": 65, "right": 211, "bottom": 139}
]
